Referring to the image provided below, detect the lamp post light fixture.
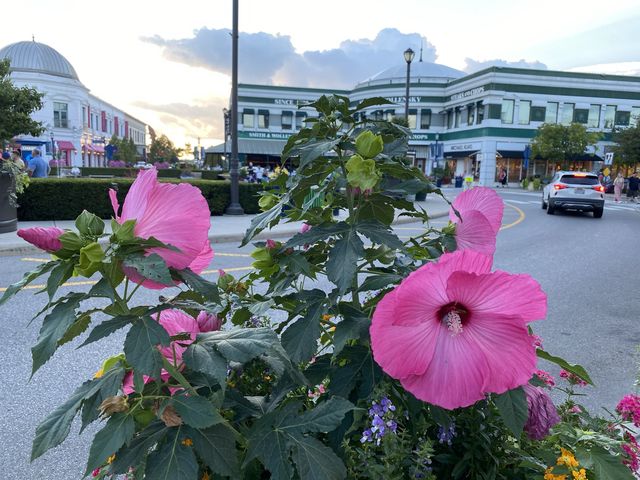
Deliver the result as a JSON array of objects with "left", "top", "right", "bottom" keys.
[
  {"left": 223, "top": 107, "right": 230, "bottom": 170},
  {"left": 403, "top": 48, "right": 415, "bottom": 124},
  {"left": 434, "top": 132, "right": 440, "bottom": 171},
  {"left": 225, "top": 0, "right": 244, "bottom": 215}
]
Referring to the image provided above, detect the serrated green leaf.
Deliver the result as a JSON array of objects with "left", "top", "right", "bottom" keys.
[
  {"left": 45, "top": 259, "right": 75, "bottom": 300},
  {"left": 536, "top": 349, "right": 594, "bottom": 385},
  {"left": 198, "top": 327, "right": 279, "bottom": 363},
  {"left": 241, "top": 197, "right": 289, "bottom": 246},
  {"left": 123, "top": 253, "right": 174, "bottom": 286},
  {"left": 145, "top": 427, "right": 198, "bottom": 480},
  {"left": 296, "top": 138, "right": 341, "bottom": 172},
  {"left": 352, "top": 97, "right": 393, "bottom": 112},
  {"left": 111, "top": 421, "right": 168, "bottom": 474},
  {"left": 284, "top": 397, "right": 354, "bottom": 434},
  {"left": 80, "top": 361, "right": 127, "bottom": 433},
  {"left": 183, "top": 343, "right": 228, "bottom": 386},
  {"left": 57, "top": 314, "right": 91, "bottom": 347},
  {"left": 124, "top": 316, "right": 170, "bottom": 377},
  {"left": 357, "top": 196, "right": 395, "bottom": 225},
  {"left": 186, "top": 424, "right": 240, "bottom": 477},
  {"left": 356, "top": 219, "right": 403, "bottom": 249},
  {"left": 290, "top": 435, "right": 347, "bottom": 480},
  {"left": 174, "top": 268, "right": 220, "bottom": 303},
  {"left": 285, "top": 221, "right": 350, "bottom": 248},
  {"left": 112, "top": 218, "right": 136, "bottom": 242},
  {"left": 326, "top": 229, "right": 363, "bottom": 294},
  {"left": 88, "top": 277, "right": 117, "bottom": 300},
  {"left": 80, "top": 315, "right": 135, "bottom": 348},
  {"left": 85, "top": 413, "right": 135, "bottom": 476},
  {"left": 0, "top": 260, "right": 58, "bottom": 306},
  {"left": 329, "top": 346, "right": 380, "bottom": 399},
  {"left": 168, "top": 393, "right": 223, "bottom": 429},
  {"left": 75, "top": 210, "right": 105, "bottom": 236},
  {"left": 281, "top": 252, "right": 314, "bottom": 278},
  {"left": 281, "top": 297, "right": 324, "bottom": 364},
  {"left": 493, "top": 387, "right": 528, "bottom": 437},
  {"left": 359, "top": 273, "right": 403, "bottom": 292},
  {"left": 333, "top": 305, "right": 370, "bottom": 355},
  {"left": 576, "top": 445, "right": 635, "bottom": 480}
]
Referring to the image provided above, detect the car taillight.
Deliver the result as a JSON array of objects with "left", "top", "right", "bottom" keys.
[
  {"left": 593, "top": 185, "right": 605, "bottom": 193},
  {"left": 554, "top": 184, "right": 567, "bottom": 190}
]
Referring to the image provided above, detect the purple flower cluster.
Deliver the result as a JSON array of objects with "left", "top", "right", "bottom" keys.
[
  {"left": 437, "top": 423, "right": 456, "bottom": 445},
  {"left": 360, "top": 396, "right": 398, "bottom": 446}
]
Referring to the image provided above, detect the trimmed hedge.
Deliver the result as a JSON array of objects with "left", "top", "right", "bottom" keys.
[
  {"left": 17, "top": 178, "right": 262, "bottom": 221},
  {"left": 48, "top": 167, "right": 181, "bottom": 178}
]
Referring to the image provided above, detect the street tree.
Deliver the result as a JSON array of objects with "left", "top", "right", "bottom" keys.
[
  {"left": 612, "top": 123, "right": 640, "bottom": 169},
  {"left": 148, "top": 134, "right": 181, "bottom": 164},
  {"left": 531, "top": 123, "right": 601, "bottom": 169},
  {"left": 0, "top": 59, "right": 44, "bottom": 143},
  {"left": 108, "top": 135, "right": 137, "bottom": 164}
]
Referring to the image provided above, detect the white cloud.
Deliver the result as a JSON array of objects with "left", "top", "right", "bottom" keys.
[{"left": 463, "top": 58, "right": 547, "bottom": 73}]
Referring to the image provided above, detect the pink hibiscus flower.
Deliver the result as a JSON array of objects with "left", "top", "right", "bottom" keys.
[
  {"left": 17, "top": 227, "right": 65, "bottom": 253},
  {"left": 370, "top": 249, "right": 547, "bottom": 410},
  {"left": 449, "top": 187, "right": 504, "bottom": 256},
  {"left": 109, "top": 168, "right": 213, "bottom": 289},
  {"left": 123, "top": 309, "right": 221, "bottom": 394}
]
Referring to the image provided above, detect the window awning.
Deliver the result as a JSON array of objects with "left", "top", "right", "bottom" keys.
[
  {"left": 56, "top": 140, "right": 75, "bottom": 150},
  {"left": 93, "top": 145, "right": 105, "bottom": 154},
  {"left": 206, "top": 139, "right": 287, "bottom": 156}
]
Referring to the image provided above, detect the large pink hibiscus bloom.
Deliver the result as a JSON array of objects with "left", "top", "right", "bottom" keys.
[
  {"left": 449, "top": 187, "right": 504, "bottom": 256},
  {"left": 370, "top": 249, "right": 547, "bottom": 410},
  {"left": 109, "top": 168, "right": 213, "bottom": 289}
]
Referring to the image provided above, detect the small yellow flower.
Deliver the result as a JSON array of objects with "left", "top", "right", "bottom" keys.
[
  {"left": 557, "top": 448, "right": 579, "bottom": 469},
  {"left": 264, "top": 375, "right": 272, "bottom": 381},
  {"left": 328, "top": 326, "right": 336, "bottom": 333},
  {"left": 543, "top": 468, "right": 566, "bottom": 480},
  {"left": 181, "top": 438, "right": 193, "bottom": 447},
  {"left": 93, "top": 368, "right": 104, "bottom": 379},
  {"left": 106, "top": 454, "right": 115, "bottom": 464},
  {"left": 322, "top": 314, "right": 333, "bottom": 321},
  {"left": 572, "top": 468, "right": 587, "bottom": 480}
]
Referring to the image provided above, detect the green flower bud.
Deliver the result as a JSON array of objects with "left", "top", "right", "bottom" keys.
[
  {"left": 355, "top": 130, "right": 384, "bottom": 158},
  {"left": 346, "top": 154, "right": 380, "bottom": 191}
]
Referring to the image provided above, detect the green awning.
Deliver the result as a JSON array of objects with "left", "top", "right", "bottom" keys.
[{"left": 206, "top": 139, "right": 287, "bottom": 156}]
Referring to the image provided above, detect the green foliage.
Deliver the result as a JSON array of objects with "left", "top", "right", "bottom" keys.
[
  {"left": 531, "top": 123, "right": 602, "bottom": 168},
  {"left": 0, "top": 58, "right": 44, "bottom": 143},
  {"left": 612, "top": 123, "right": 640, "bottom": 167},
  {"left": 148, "top": 133, "right": 181, "bottom": 164},
  {"left": 109, "top": 134, "right": 138, "bottom": 163}
]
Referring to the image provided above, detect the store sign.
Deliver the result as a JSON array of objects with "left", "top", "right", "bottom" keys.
[
  {"left": 448, "top": 143, "right": 481, "bottom": 151},
  {"left": 274, "top": 98, "right": 300, "bottom": 106},
  {"left": 450, "top": 87, "right": 485, "bottom": 101},
  {"left": 241, "top": 131, "right": 293, "bottom": 140},
  {"left": 386, "top": 96, "right": 423, "bottom": 104}
]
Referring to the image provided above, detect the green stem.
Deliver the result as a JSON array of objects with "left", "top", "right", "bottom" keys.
[{"left": 126, "top": 282, "right": 142, "bottom": 302}]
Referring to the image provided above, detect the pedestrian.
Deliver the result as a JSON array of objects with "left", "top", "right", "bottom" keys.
[
  {"left": 613, "top": 172, "right": 625, "bottom": 203},
  {"left": 499, "top": 168, "right": 508, "bottom": 188},
  {"left": 10, "top": 151, "right": 25, "bottom": 170},
  {"left": 27, "top": 148, "right": 50, "bottom": 178},
  {"left": 464, "top": 171, "right": 473, "bottom": 190},
  {"left": 628, "top": 172, "right": 640, "bottom": 202}
]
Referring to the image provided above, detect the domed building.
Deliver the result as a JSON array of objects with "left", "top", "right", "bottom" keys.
[
  {"left": 210, "top": 56, "right": 640, "bottom": 186},
  {"left": 0, "top": 40, "right": 147, "bottom": 167}
]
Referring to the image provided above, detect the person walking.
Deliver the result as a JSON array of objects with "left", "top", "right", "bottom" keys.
[
  {"left": 10, "top": 151, "right": 25, "bottom": 170},
  {"left": 499, "top": 168, "right": 508, "bottom": 188},
  {"left": 628, "top": 172, "right": 640, "bottom": 202},
  {"left": 613, "top": 172, "right": 625, "bottom": 203},
  {"left": 27, "top": 149, "right": 50, "bottom": 178}
]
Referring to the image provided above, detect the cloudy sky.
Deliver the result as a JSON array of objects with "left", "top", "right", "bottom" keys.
[{"left": 2, "top": 0, "right": 639, "bottom": 147}]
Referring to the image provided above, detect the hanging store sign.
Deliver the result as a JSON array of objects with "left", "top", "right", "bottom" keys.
[
  {"left": 241, "top": 131, "right": 294, "bottom": 140},
  {"left": 450, "top": 87, "right": 485, "bottom": 101}
]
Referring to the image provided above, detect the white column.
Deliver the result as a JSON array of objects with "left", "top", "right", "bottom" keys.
[{"left": 478, "top": 140, "right": 497, "bottom": 186}]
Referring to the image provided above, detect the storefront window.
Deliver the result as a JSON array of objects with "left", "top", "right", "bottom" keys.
[
  {"left": 467, "top": 105, "right": 474, "bottom": 125},
  {"left": 587, "top": 105, "right": 601, "bottom": 128},
  {"left": 454, "top": 108, "right": 461, "bottom": 128},
  {"left": 501, "top": 100, "right": 514, "bottom": 124},
  {"left": 447, "top": 110, "right": 453, "bottom": 129},
  {"left": 408, "top": 109, "right": 417, "bottom": 129},
  {"left": 561, "top": 103, "right": 574, "bottom": 125},
  {"left": 295, "top": 112, "right": 307, "bottom": 130},
  {"left": 420, "top": 109, "right": 431, "bottom": 129},
  {"left": 54, "top": 102, "right": 68, "bottom": 128},
  {"left": 631, "top": 107, "right": 640, "bottom": 127},
  {"left": 615, "top": 110, "right": 630, "bottom": 126},
  {"left": 281, "top": 111, "right": 293, "bottom": 130},
  {"left": 384, "top": 109, "right": 395, "bottom": 121},
  {"left": 545, "top": 102, "right": 558, "bottom": 123},
  {"left": 258, "top": 110, "right": 270, "bottom": 128},
  {"left": 242, "top": 109, "right": 254, "bottom": 128},
  {"left": 518, "top": 101, "right": 531, "bottom": 125},
  {"left": 476, "top": 102, "right": 484, "bottom": 124},
  {"left": 531, "top": 106, "right": 546, "bottom": 122},
  {"left": 604, "top": 105, "right": 616, "bottom": 129},
  {"left": 573, "top": 108, "right": 588, "bottom": 124}
]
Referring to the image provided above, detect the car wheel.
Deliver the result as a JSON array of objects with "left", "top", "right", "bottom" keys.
[
  {"left": 547, "top": 202, "right": 555, "bottom": 215},
  {"left": 593, "top": 208, "right": 603, "bottom": 218},
  {"left": 541, "top": 195, "right": 547, "bottom": 209}
]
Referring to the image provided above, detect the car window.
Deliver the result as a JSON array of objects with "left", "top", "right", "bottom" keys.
[{"left": 560, "top": 175, "right": 598, "bottom": 185}]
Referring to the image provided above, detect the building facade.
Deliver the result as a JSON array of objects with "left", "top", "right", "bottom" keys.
[
  {"left": 0, "top": 40, "right": 147, "bottom": 167},
  {"left": 210, "top": 61, "right": 640, "bottom": 186}
]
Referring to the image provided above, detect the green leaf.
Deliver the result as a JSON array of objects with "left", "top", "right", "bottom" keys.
[
  {"left": 186, "top": 424, "right": 240, "bottom": 478},
  {"left": 296, "top": 138, "right": 341, "bottom": 172},
  {"left": 284, "top": 397, "right": 354, "bottom": 434},
  {"left": 291, "top": 435, "right": 347, "bottom": 480},
  {"left": 285, "top": 222, "right": 350, "bottom": 248},
  {"left": 281, "top": 252, "right": 314, "bottom": 278},
  {"left": 80, "top": 359, "right": 127, "bottom": 432},
  {"left": 199, "top": 327, "right": 280, "bottom": 363},
  {"left": 183, "top": 343, "right": 228, "bottom": 386},
  {"left": 75, "top": 242, "right": 105, "bottom": 277},
  {"left": 75, "top": 210, "right": 105, "bottom": 236},
  {"left": 31, "top": 366, "right": 125, "bottom": 460},
  {"left": 88, "top": 277, "right": 117, "bottom": 300},
  {"left": 81, "top": 315, "right": 136, "bottom": 348},
  {"left": 111, "top": 421, "right": 168, "bottom": 474},
  {"left": 357, "top": 196, "right": 395, "bottom": 225},
  {"left": 123, "top": 253, "right": 174, "bottom": 286},
  {"left": 124, "top": 316, "right": 170, "bottom": 376},
  {"left": 241, "top": 197, "right": 289, "bottom": 246},
  {"left": 45, "top": 259, "right": 75, "bottom": 300},
  {"left": 112, "top": 218, "right": 136, "bottom": 242},
  {"left": 493, "top": 387, "right": 528, "bottom": 437},
  {"left": 326, "top": 229, "right": 364, "bottom": 294},
  {"left": 536, "top": 349, "right": 594, "bottom": 385},
  {"left": 329, "top": 346, "right": 380, "bottom": 399},
  {"left": 57, "top": 314, "right": 91, "bottom": 347},
  {"left": 281, "top": 299, "right": 324, "bottom": 364},
  {"left": 576, "top": 445, "right": 635, "bottom": 480},
  {"left": 85, "top": 413, "right": 135, "bottom": 476},
  {"left": 352, "top": 97, "right": 393, "bottom": 112},
  {"left": 57, "top": 230, "right": 83, "bottom": 253},
  {"left": 0, "top": 260, "right": 58, "bottom": 306},
  {"left": 359, "top": 273, "right": 403, "bottom": 292},
  {"left": 31, "top": 292, "right": 87, "bottom": 374},
  {"left": 168, "top": 392, "right": 224, "bottom": 429},
  {"left": 173, "top": 268, "right": 220, "bottom": 303},
  {"left": 356, "top": 219, "right": 403, "bottom": 249},
  {"left": 355, "top": 130, "right": 384, "bottom": 159},
  {"left": 333, "top": 305, "right": 370, "bottom": 355},
  {"left": 145, "top": 427, "right": 198, "bottom": 480}
]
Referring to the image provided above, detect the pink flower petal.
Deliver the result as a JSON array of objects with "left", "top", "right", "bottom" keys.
[
  {"left": 17, "top": 227, "right": 65, "bottom": 252},
  {"left": 196, "top": 311, "right": 222, "bottom": 332},
  {"left": 371, "top": 289, "right": 441, "bottom": 378},
  {"left": 453, "top": 209, "right": 497, "bottom": 256},
  {"left": 120, "top": 168, "right": 156, "bottom": 221},
  {"left": 187, "top": 242, "right": 214, "bottom": 274},
  {"left": 108, "top": 189, "right": 120, "bottom": 222},
  {"left": 157, "top": 309, "right": 200, "bottom": 364},
  {"left": 451, "top": 187, "right": 504, "bottom": 234},
  {"left": 446, "top": 270, "right": 547, "bottom": 322}
]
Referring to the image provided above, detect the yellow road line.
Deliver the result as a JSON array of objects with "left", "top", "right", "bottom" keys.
[
  {"left": 21, "top": 257, "right": 49, "bottom": 262},
  {"left": 214, "top": 252, "right": 251, "bottom": 257},
  {"left": 202, "top": 266, "right": 253, "bottom": 274},
  {"left": 500, "top": 203, "right": 526, "bottom": 230}
]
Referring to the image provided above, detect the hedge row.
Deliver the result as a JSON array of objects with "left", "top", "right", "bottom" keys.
[
  {"left": 17, "top": 178, "right": 262, "bottom": 221},
  {"left": 49, "top": 167, "right": 181, "bottom": 178}
]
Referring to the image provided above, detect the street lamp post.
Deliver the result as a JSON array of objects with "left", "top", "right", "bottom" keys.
[
  {"left": 403, "top": 48, "right": 415, "bottom": 124},
  {"left": 225, "top": 0, "right": 244, "bottom": 215},
  {"left": 223, "top": 108, "right": 230, "bottom": 170}
]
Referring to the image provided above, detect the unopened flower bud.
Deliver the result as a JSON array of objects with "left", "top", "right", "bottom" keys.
[
  {"left": 196, "top": 311, "right": 222, "bottom": 332},
  {"left": 99, "top": 396, "right": 128, "bottom": 418},
  {"left": 265, "top": 239, "right": 277, "bottom": 250},
  {"left": 160, "top": 405, "right": 183, "bottom": 427}
]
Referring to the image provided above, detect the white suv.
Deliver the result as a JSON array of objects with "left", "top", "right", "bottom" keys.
[{"left": 542, "top": 171, "right": 605, "bottom": 218}]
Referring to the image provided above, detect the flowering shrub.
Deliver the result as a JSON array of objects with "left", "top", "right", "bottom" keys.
[
  {"left": 1, "top": 95, "right": 638, "bottom": 479},
  {"left": 108, "top": 160, "right": 127, "bottom": 168}
]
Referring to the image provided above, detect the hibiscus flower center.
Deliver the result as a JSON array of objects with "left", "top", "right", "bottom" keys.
[{"left": 438, "top": 303, "right": 469, "bottom": 336}]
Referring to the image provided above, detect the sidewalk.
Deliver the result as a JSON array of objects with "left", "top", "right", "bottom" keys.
[{"left": 0, "top": 190, "right": 458, "bottom": 256}]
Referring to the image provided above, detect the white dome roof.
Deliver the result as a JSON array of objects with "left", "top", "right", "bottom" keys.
[
  {"left": 0, "top": 41, "right": 79, "bottom": 80},
  {"left": 358, "top": 61, "right": 465, "bottom": 86}
]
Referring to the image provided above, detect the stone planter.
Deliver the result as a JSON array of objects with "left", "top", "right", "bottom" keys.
[{"left": 0, "top": 173, "right": 17, "bottom": 233}]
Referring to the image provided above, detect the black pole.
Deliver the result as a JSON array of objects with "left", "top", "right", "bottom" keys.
[
  {"left": 404, "top": 61, "right": 411, "bottom": 123},
  {"left": 225, "top": 0, "right": 244, "bottom": 215}
]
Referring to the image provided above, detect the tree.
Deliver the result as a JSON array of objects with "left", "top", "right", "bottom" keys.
[
  {"left": 531, "top": 123, "right": 601, "bottom": 169},
  {"left": 0, "top": 59, "right": 44, "bottom": 143},
  {"left": 612, "top": 123, "right": 640, "bottom": 169},
  {"left": 108, "top": 135, "right": 137, "bottom": 164},
  {"left": 148, "top": 134, "right": 181, "bottom": 164}
]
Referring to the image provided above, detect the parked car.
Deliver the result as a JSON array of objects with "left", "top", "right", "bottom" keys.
[
  {"left": 542, "top": 171, "right": 605, "bottom": 218},
  {"left": 134, "top": 161, "right": 153, "bottom": 169}
]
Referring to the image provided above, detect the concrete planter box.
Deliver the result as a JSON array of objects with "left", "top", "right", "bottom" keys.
[{"left": 0, "top": 173, "right": 17, "bottom": 233}]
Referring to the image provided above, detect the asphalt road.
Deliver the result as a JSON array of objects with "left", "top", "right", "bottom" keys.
[{"left": 0, "top": 191, "right": 638, "bottom": 479}]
